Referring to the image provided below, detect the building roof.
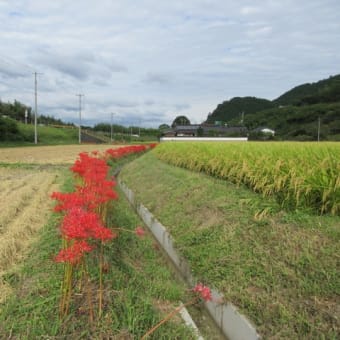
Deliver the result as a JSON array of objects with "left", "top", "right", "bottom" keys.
[{"left": 173, "top": 124, "right": 200, "bottom": 131}]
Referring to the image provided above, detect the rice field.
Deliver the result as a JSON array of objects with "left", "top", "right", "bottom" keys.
[{"left": 154, "top": 142, "right": 340, "bottom": 215}]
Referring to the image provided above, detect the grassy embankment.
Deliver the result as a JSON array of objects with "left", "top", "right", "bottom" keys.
[
  {"left": 119, "top": 144, "right": 340, "bottom": 339},
  {"left": 0, "top": 158, "right": 206, "bottom": 339},
  {"left": 1, "top": 123, "right": 158, "bottom": 147},
  {"left": 0, "top": 122, "right": 79, "bottom": 147}
]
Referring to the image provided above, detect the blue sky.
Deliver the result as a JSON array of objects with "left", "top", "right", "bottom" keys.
[{"left": 0, "top": 0, "right": 339, "bottom": 127}]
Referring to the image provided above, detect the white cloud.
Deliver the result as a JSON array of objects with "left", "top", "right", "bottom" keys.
[
  {"left": 240, "top": 6, "right": 261, "bottom": 15},
  {"left": 246, "top": 25, "right": 272, "bottom": 37},
  {"left": 144, "top": 72, "right": 172, "bottom": 85},
  {"left": 0, "top": 0, "right": 339, "bottom": 126}
]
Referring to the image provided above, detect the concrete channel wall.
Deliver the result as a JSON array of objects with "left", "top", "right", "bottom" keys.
[{"left": 118, "top": 179, "right": 261, "bottom": 340}]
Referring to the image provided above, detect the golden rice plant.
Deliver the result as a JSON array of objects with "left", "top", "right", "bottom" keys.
[{"left": 153, "top": 142, "right": 340, "bottom": 215}]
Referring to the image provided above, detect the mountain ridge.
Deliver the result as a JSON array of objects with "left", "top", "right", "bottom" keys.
[{"left": 206, "top": 74, "right": 340, "bottom": 140}]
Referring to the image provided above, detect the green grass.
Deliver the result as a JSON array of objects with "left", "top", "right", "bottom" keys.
[
  {"left": 0, "top": 123, "right": 158, "bottom": 147},
  {"left": 119, "top": 151, "right": 340, "bottom": 339},
  {"left": 0, "top": 163, "right": 201, "bottom": 339},
  {"left": 19, "top": 123, "right": 79, "bottom": 145},
  {"left": 0, "top": 123, "right": 79, "bottom": 147}
]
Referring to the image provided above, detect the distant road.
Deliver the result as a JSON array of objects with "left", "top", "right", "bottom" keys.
[{"left": 81, "top": 132, "right": 105, "bottom": 144}]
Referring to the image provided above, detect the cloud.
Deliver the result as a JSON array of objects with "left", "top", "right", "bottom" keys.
[
  {"left": 0, "top": 0, "right": 339, "bottom": 127},
  {"left": 111, "top": 100, "right": 138, "bottom": 108},
  {"left": 144, "top": 72, "right": 172, "bottom": 85},
  {"left": 144, "top": 99, "right": 155, "bottom": 106},
  {"left": 33, "top": 50, "right": 93, "bottom": 80},
  {"left": 246, "top": 25, "right": 272, "bottom": 37},
  {"left": 8, "top": 11, "right": 23, "bottom": 17},
  {"left": 106, "top": 60, "right": 128, "bottom": 73},
  {"left": 174, "top": 103, "right": 191, "bottom": 111},
  {"left": 0, "top": 57, "right": 32, "bottom": 79},
  {"left": 240, "top": 6, "right": 261, "bottom": 16}
]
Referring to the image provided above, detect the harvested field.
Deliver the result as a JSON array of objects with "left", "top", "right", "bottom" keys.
[
  {"left": 0, "top": 167, "right": 60, "bottom": 302},
  {"left": 0, "top": 144, "right": 121, "bottom": 164}
]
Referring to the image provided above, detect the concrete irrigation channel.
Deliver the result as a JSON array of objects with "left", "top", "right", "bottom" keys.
[{"left": 117, "top": 176, "right": 260, "bottom": 340}]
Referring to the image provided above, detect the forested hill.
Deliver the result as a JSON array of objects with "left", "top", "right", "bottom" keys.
[
  {"left": 205, "top": 74, "right": 340, "bottom": 140},
  {"left": 274, "top": 74, "right": 340, "bottom": 106},
  {"left": 207, "top": 74, "right": 340, "bottom": 124},
  {"left": 206, "top": 97, "right": 275, "bottom": 123}
]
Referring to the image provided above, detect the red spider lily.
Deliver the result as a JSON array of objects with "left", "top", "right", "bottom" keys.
[
  {"left": 55, "top": 240, "right": 94, "bottom": 264},
  {"left": 69, "top": 152, "right": 92, "bottom": 178},
  {"left": 51, "top": 191, "right": 86, "bottom": 212},
  {"left": 54, "top": 146, "right": 158, "bottom": 321},
  {"left": 193, "top": 283, "right": 212, "bottom": 301},
  {"left": 93, "top": 226, "right": 117, "bottom": 241},
  {"left": 105, "top": 144, "right": 149, "bottom": 161},
  {"left": 61, "top": 207, "right": 115, "bottom": 242},
  {"left": 76, "top": 181, "right": 118, "bottom": 208},
  {"left": 52, "top": 180, "right": 118, "bottom": 213},
  {"left": 135, "top": 226, "right": 146, "bottom": 238},
  {"left": 70, "top": 152, "right": 109, "bottom": 185}
]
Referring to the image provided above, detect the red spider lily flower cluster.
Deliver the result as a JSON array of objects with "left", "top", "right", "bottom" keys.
[
  {"left": 53, "top": 145, "right": 154, "bottom": 319},
  {"left": 52, "top": 145, "right": 155, "bottom": 264},
  {"left": 104, "top": 143, "right": 158, "bottom": 161},
  {"left": 60, "top": 207, "right": 117, "bottom": 241},
  {"left": 135, "top": 226, "right": 146, "bottom": 238},
  {"left": 52, "top": 151, "right": 118, "bottom": 264},
  {"left": 193, "top": 283, "right": 212, "bottom": 301},
  {"left": 55, "top": 240, "right": 94, "bottom": 264}
]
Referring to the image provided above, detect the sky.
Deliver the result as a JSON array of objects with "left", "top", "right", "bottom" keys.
[{"left": 0, "top": 0, "right": 339, "bottom": 128}]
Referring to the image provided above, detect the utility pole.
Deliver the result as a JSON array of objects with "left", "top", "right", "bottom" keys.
[
  {"left": 76, "top": 94, "right": 84, "bottom": 144},
  {"left": 33, "top": 72, "right": 42, "bottom": 144},
  {"left": 317, "top": 116, "right": 321, "bottom": 142},
  {"left": 111, "top": 112, "right": 115, "bottom": 142}
]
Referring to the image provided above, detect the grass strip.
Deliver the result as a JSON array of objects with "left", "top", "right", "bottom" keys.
[{"left": 119, "top": 151, "right": 340, "bottom": 339}]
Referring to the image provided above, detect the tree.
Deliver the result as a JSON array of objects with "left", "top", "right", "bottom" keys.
[
  {"left": 171, "top": 115, "right": 190, "bottom": 128},
  {"left": 158, "top": 123, "right": 170, "bottom": 130},
  {"left": 0, "top": 117, "right": 21, "bottom": 141}
]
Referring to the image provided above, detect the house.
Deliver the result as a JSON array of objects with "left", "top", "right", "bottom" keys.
[
  {"left": 162, "top": 124, "right": 200, "bottom": 137},
  {"left": 161, "top": 124, "right": 248, "bottom": 138}
]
